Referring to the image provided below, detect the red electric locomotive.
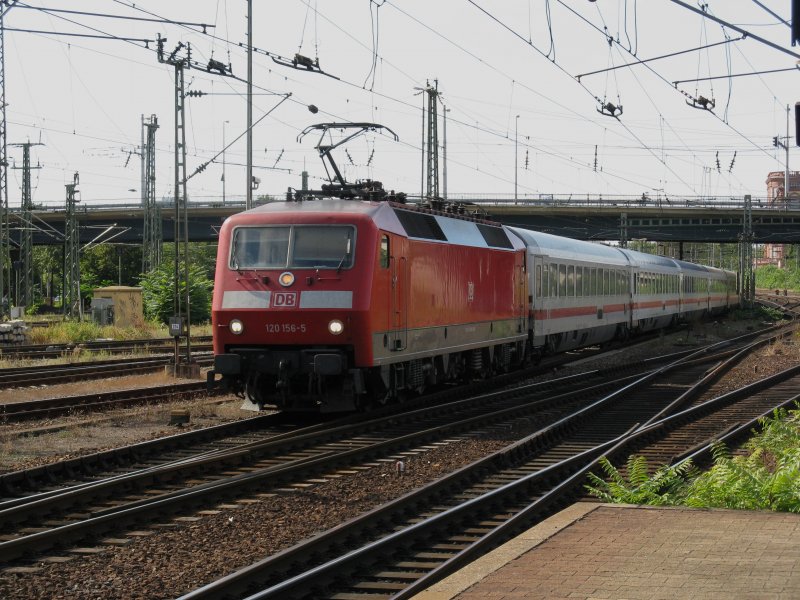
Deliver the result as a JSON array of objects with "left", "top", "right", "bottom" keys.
[
  {"left": 209, "top": 186, "right": 528, "bottom": 412},
  {"left": 208, "top": 122, "right": 739, "bottom": 413}
]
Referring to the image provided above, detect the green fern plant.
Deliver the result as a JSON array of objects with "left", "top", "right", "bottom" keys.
[
  {"left": 587, "top": 408, "right": 800, "bottom": 512},
  {"left": 684, "top": 429, "right": 800, "bottom": 512},
  {"left": 585, "top": 455, "right": 693, "bottom": 505}
]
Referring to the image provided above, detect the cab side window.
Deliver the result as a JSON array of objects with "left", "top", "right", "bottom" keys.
[{"left": 380, "top": 235, "right": 390, "bottom": 269}]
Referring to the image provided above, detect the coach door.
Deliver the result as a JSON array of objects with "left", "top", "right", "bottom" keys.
[
  {"left": 516, "top": 258, "right": 526, "bottom": 334},
  {"left": 531, "top": 255, "right": 542, "bottom": 339},
  {"left": 389, "top": 240, "right": 408, "bottom": 351}
]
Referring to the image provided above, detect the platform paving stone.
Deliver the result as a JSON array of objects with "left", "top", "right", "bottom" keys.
[{"left": 418, "top": 503, "right": 800, "bottom": 599}]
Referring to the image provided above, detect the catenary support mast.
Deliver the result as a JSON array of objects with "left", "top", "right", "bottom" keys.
[
  {"left": 0, "top": 2, "right": 18, "bottom": 316},
  {"left": 141, "top": 114, "right": 161, "bottom": 274},
  {"left": 63, "top": 172, "right": 81, "bottom": 319},
  {"left": 11, "top": 141, "right": 42, "bottom": 309}
]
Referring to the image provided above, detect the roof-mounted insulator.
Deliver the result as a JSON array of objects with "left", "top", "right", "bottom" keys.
[
  {"left": 270, "top": 53, "right": 340, "bottom": 80},
  {"left": 597, "top": 101, "right": 622, "bottom": 118},
  {"left": 687, "top": 95, "right": 715, "bottom": 110}
]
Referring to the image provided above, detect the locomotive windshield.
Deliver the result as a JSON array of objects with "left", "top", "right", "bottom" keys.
[{"left": 231, "top": 225, "right": 355, "bottom": 270}]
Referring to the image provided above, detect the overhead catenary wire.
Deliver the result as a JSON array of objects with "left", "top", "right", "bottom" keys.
[
  {"left": 384, "top": 0, "right": 661, "bottom": 191},
  {"left": 467, "top": 0, "right": 700, "bottom": 193},
  {"left": 667, "top": 0, "right": 800, "bottom": 60},
  {"left": 575, "top": 38, "right": 743, "bottom": 82},
  {"left": 749, "top": 0, "right": 790, "bottom": 28},
  {"left": 554, "top": 0, "right": 783, "bottom": 165},
  {"left": 3, "top": 3, "right": 784, "bottom": 203},
  {"left": 13, "top": 3, "right": 212, "bottom": 31},
  {"left": 15, "top": 0, "right": 683, "bottom": 197},
  {"left": 673, "top": 66, "right": 799, "bottom": 85}
]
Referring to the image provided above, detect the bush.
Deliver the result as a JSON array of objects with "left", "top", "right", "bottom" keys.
[
  {"left": 586, "top": 407, "right": 800, "bottom": 513},
  {"left": 139, "top": 261, "right": 213, "bottom": 325},
  {"left": 756, "top": 264, "right": 800, "bottom": 292},
  {"left": 585, "top": 456, "right": 694, "bottom": 506}
]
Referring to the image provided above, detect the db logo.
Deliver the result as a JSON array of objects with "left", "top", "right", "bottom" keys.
[{"left": 272, "top": 292, "right": 297, "bottom": 307}]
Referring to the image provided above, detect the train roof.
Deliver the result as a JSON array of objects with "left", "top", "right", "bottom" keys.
[
  {"left": 227, "top": 200, "right": 524, "bottom": 251},
  {"left": 618, "top": 247, "right": 681, "bottom": 269},
  {"left": 619, "top": 247, "right": 733, "bottom": 276},
  {"left": 506, "top": 226, "right": 629, "bottom": 265},
  {"left": 507, "top": 226, "right": 734, "bottom": 277},
  {"left": 239, "top": 199, "right": 384, "bottom": 217}
]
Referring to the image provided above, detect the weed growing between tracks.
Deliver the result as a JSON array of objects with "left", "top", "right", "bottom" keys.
[
  {"left": 24, "top": 321, "right": 214, "bottom": 345},
  {"left": 586, "top": 406, "right": 800, "bottom": 512}
]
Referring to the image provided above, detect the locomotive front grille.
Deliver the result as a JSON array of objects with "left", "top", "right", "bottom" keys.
[{"left": 225, "top": 347, "right": 350, "bottom": 377}]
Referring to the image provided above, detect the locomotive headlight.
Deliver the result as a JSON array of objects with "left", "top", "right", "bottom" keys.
[
  {"left": 229, "top": 319, "right": 244, "bottom": 335},
  {"left": 328, "top": 319, "right": 344, "bottom": 335},
  {"left": 279, "top": 272, "right": 295, "bottom": 287}
]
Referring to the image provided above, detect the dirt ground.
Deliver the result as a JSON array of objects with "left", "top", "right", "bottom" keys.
[{"left": 0, "top": 369, "right": 256, "bottom": 473}]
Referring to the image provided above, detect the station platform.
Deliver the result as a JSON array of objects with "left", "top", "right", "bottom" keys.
[{"left": 417, "top": 503, "right": 800, "bottom": 599}]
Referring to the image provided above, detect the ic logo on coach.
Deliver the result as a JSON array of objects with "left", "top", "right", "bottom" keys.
[{"left": 272, "top": 292, "right": 298, "bottom": 307}]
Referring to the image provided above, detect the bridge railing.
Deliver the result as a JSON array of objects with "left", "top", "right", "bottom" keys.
[
  {"left": 13, "top": 193, "right": 796, "bottom": 214},
  {"left": 432, "top": 193, "right": 783, "bottom": 211}
]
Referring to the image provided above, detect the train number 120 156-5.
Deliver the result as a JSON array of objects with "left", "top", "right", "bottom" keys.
[{"left": 266, "top": 323, "right": 307, "bottom": 334}]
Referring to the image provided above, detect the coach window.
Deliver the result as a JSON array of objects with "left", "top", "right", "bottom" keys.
[
  {"left": 549, "top": 263, "right": 558, "bottom": 297},
  {"left": 380, "top": 235, "right": 390, "bottom": 268},
  {"left": 565, "top": 265, "right": 571, "bottom": 296},
  {"left": 535, "top": 265, "right": 542, "bottom": 297},
  {"left": 541, "top": 264, "right": 548, "bottom": 297},
  {"left": 558, "top": 264, "right": 567, "bottom": 297}
]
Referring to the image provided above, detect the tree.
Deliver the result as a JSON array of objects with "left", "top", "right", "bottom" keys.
[
  {"left": 139, "top": 259, "right": 213, "bottom": 324},
  {"left": 80, "top": 244, "right": 142, "bottom": 290}
]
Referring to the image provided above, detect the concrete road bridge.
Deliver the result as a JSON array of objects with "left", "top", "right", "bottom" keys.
[{"left": 15, "top": 193, "right": 800, "bottom": 246}]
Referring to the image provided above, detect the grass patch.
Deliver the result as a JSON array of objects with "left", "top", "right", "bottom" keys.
[{"left": 24, "top": 321, "right": 213, "bottom": 345}]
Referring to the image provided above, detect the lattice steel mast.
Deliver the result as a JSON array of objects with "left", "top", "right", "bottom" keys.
[
  {"left": 0, "top": 2, "right": 17, "bottom": 317},
  {"left": 739, "top": 194, "right": 755, "bottom": 307},
  {"left": 11, "top": 141, "right": 42, "bottom": 308},
  {"left": 141, "top": 114, "right": 161, "bottom": 274},
  {"left": 63, "top": 172, "right": 80, "bottom": 319},
  {"left": 424, "top": 80, "right": 440, "bottom": 200},
  {"left": 156, "top": 37, "right": 192, "bottom": 365}
]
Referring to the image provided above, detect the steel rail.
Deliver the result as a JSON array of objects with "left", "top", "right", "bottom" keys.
[
  {"left": 0, "top": 320, "right": 786, "bottom": 568},
  {"left": 0, "top": 369, "right": 645, "bottom": 560},
  {"left": 180, "top": 331, "right": 798, "bottom": 599}
]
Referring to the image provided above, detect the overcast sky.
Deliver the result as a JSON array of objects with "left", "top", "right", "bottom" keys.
[{"left": 4, "top": 1, "right": 799, "bottom": 207}]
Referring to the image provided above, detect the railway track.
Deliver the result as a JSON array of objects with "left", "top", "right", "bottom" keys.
[
  {"left": 0, "top": 325, "right": 777, "bottom": 571},
  {"left": 0, "top": 353, "right": 212, "bottom": 391},
  {"left": 0, "top": 364, "right": 647, "bottom": 562},
  {"left": 179, "top": 334, "right": 800, "bottom": 600},
  {"left": 0, "top": 379, "right": 216, "bottom": 422},
  {"left": 0, "top": 336, "right": 700, "bottom": 492},
  {"left": 0, "top": 336, "right": 212, "bottom": 361}
]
